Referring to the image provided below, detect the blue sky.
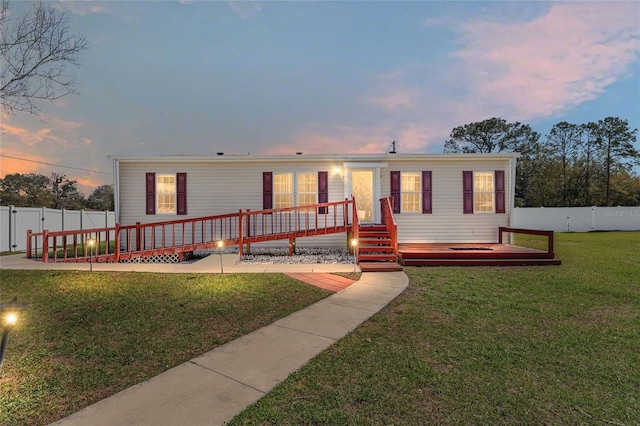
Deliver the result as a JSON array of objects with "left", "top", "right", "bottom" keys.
[{"left": 1, "top": 1, "right": 639, "bottom": 194}]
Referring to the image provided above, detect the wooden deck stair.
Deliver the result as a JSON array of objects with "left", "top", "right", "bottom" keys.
[{"left": 357, "top": 224, "right": 403, "bottom": 272}]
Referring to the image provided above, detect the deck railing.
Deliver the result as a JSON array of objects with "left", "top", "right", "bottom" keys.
[
  {"left": 351, "top": 197, "right": 360, "bottom": 263},
  {"left": 380, "top": 196, "right": 398, "bottom": 256},
  {"left": 27, "top": 199, "right": 356, "bottom": 263},
  {"left": 498, "top": 227, "right": 555, "bottom": 258}
]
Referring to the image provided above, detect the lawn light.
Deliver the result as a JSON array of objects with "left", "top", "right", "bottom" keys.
[
  {"left": 351, "top": 238, "right": 358, "bottom": 272},
  {"left": 0, "top": 297, "right": 28, "bottom": 376},
  {"left": 87, "top": 236, "right": 96, "bottom": 272},
  {"left": 217, "top": 240, "right": 224, "bottom": 273}
]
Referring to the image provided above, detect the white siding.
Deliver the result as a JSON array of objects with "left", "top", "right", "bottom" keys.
[
  {"left": 380, "top": 158, "right": 511, "bottom": 243},
  {"left": 118, "top": 159, "right": 348, "bottom": 249},
  {"left": 115, "top": 154, "right": 515, "bottom": 247}
]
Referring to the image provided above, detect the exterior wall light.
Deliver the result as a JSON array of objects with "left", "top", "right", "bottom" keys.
[{"left": 0, "top": 297, "right": 28, "bottom": 376}]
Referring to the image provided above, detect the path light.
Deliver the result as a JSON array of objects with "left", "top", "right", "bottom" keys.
[
  {"left": 351, "top": 238, "right": 358, "bottom": 272},
  {"left": 87, "top": 236, "right": 96, "bottom": 272},
  {"left": 217, "top": 240, "right": 224, "bottom": 273},
  {"left": 0, "top": 297, "right": 28, "bottom": 376}
]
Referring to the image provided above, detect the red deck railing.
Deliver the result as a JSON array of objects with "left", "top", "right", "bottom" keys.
[
  {"left": 380, "top": 196, "right": 398, "bottom": 256},
  {"left": 498, "top": 227, "right": 555, "bottom": 258},
  {"left": 27, "top": 199, "right": 357, "bottom": 263}
]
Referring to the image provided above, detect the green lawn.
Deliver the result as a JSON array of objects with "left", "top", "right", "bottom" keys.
[
  {"left": 230, "top": 232, "right": 640, "bottom": 425},
  {"left": 0, "top": 271, "right": 331, "bottom": 425}
]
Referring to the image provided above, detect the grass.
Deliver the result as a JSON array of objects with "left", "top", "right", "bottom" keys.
[
  {"left": 230, "top": 232, "right": 640, "bottom": 425},
  {"left": 0, "top": 271, "right": 331, "bottom": 425}
]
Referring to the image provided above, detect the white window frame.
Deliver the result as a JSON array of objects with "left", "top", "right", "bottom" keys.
[
  {"left": 474, "top": 171, "right": 494, "bottom": 213},
  {"left": 156, "top": 174, "right": 176, "bottom": 214},
  {"left": 274, "top": 172, "right": 294, "bottom": 209},
  {"left": 274, "top": 172, "right": 318, "bottom": 208},
  {"left": 401, "top": 171, "right": 421, "bottom": 213},
  {"left": 297, "top": 172, "right": 317, "bottom": 208}
]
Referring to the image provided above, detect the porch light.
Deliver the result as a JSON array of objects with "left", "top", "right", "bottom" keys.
[
  {"left": 333, "top": 166, "right": 343, "bottom": 177},
  {"left": 0, "top": 297, "right": 28, "bottom": 376},
  {"left": 217, "top": 240, "right": 224, "bottom": 273},
  {"left": 87, "top": 236, "right": 96, "bottom": 272}
]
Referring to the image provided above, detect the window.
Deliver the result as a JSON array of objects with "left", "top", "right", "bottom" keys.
[
  {"left": 274, "top": 173, "right": 293, "bottom": 208},
  {"left": 157, "top": 174, "right": 176, "bottom": 214},
  {"left": 390, "top": 171, "right": 432, "bottom": 214},
  {"left": 297, "top": 173, "right": 317, "bottom": 207},
  {"left": 473, "top": 172, "right": 494, "bottom": 213},
  {"left": 401, "top": 172, "right": 421, "bottom": 212}
]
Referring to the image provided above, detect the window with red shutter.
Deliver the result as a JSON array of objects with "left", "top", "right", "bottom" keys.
[
  {"left": 495, "top": 170, "right": 505, "bottom": 214},
  {"left": 463, "top": 171, "right": 473, "bottom": 214},
  {"left": 390, "top": 171, "right": 400, "bottom": 214},
  {"left": 263, "top": 172, "right": 273, "bottom": 210},
  {"left": 318, "top": 171, "right": 328, "bottom": 214},
  {"left": 177, "top": 173, "right": 187, "bottom": 215},
  {"left": 422, "top": 171, "right": 432, "bottom": 214},
  {"left": 146, "top": 173, "right": 155, "bottom": 215}
]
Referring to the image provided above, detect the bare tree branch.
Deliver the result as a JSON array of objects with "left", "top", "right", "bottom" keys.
[{"left": 0, "top": 0, "right": 90, "bottom": 115}]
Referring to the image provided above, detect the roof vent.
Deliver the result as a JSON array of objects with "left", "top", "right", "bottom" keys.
[
  {"left": 296, "top": 152, "right": 303, "bottom": 155},
  {"left": 217, "top": 152, "right": 224, "bottom": 156}
]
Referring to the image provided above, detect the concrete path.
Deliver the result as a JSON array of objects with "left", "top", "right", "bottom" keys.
[
  {"left": 49, "top": 271, "right": 408, "bottom": 426},
  {"left": 1, "top": 253, "right": 408, "bottom": 425}
]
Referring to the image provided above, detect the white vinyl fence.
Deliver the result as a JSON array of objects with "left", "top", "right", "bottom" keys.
[
  {"left": 512, "top": 206, "right": 640, "bottom": 232},
  {"left": 0, "top": 206, "right": 115, "bottom": 252}
]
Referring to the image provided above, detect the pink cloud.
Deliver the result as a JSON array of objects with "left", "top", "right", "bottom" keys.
[{"left": 454, "top": 2, "right": 640, "bottom": 120}]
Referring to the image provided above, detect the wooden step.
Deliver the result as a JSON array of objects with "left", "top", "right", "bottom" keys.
[
  {"left": 359, "top": 246, "right": 395, "bottom": 253},
  {"left": 401, "top": 258, "right": 561, "bottom": 267},
  {"left": 359, "top": 253, "right": 398, "bottom": 262},
  {"left": 359, "top": 262, "right": 403, "bottom": 272}
]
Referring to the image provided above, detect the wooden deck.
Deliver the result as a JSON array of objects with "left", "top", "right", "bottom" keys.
[{"left": 398, "top": 243, "right": 561, "bottom": 267}]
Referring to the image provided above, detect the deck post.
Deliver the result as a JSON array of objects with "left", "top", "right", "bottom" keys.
[
  {"left": 26, "top": 230, "right": 32, "bottom": 259},
  {"left": 42, "top": 230, "right": 49, "bottom": 263},
  {"left": 548, "top": 231, "right": 554, "bottom": 257},
  {"left": 135, "top": 222, "right": 141, "bottom": 252},
  {"left": 238, "top": 210, "right": 244, "bottom": 258},
  {"left": 114, "top": 223, "right": 121, "bottom": 263}
]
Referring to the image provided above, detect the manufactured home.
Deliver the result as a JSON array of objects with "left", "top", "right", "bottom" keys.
[{"left": 28, "top": 152, "right": 560, "bottom": 266}]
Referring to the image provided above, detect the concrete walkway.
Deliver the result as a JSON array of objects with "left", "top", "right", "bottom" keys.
[{"left": 1, "top": 253, "right": 408, "bottom": 426}]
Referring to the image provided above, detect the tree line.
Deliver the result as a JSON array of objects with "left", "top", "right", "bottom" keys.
[
  {"left": 0, "top": 172, "right": 114, "bottom": 211},
  {"left": 444, "top": 116, "right": 639, "bottom": 207}
]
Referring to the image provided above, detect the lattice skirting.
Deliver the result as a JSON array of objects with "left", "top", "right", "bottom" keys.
[{"left": 120, "top": 253, "right": 182, "bottom": 264}]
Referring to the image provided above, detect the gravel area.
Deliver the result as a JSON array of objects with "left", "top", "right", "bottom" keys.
[{"left": 193, "top": 247, "right": 355, "bottom": 264}]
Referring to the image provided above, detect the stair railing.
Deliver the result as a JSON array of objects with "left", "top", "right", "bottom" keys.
[{"left": 380, "top": 196, "right": 398, "bottom": 258}]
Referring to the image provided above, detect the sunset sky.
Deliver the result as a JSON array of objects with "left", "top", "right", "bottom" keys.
[{"left": 1, "top": 1, "right": 639, "bottom": 195}]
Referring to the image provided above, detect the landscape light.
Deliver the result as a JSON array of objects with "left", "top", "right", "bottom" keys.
[
  {"left": 217, "top": 240, "right": 224, "bottom": 273},
  {"left": 87, "top": 236, "right": 96, "bottom": 272},
  {"left": 351, "top": 238, "right": 358, "bottom": 272},
  {"left": 0, "top": 297, "right": 28, "bottom": 376}
]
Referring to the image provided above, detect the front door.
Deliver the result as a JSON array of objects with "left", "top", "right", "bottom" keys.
[{"left": 352, "top": 170, "right": 374, "bottom": 223}]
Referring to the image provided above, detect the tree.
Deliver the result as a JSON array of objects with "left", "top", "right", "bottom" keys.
[
  {"left": 87, "top": 185, "right": 114, "bottom": 211},
  {"left": 578, "top": 122, "right": 602, "bottom": 206},
  {"left": 49, "top": 172, "right": 83, "bottom": 209},
  {"left": 544, "top": 122, "right": 582, "bottom": 206},
  {"left": 0, "top": 0, "right": 90, "bottom": 114},
  {"left": 595, "top": 117, "right": 639, "bottom": 206},
  {"left": 443, "top": 117, "right": 540, "bottom": 154},
  {"left": 0, "top": 173, "right": 52, "bottom": 206}
]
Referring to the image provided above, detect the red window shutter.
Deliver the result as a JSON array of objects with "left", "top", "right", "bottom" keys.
[
  {"left": 390, "top": 171, "right": 401, "bottom": 214},
  {"left": 422, "top": 171, "right": 432, "bottom": 214},
  {"left": 146, "top": 173, "right": 155, "bottom": 215},
  {"left": 463, "top": 171, "right": 473, "bottom": 214},
  {"left": 177, "top": 173, "right": 187, "bottom": 215},
  {"left": 495, "top": 170, "right": 505, "bottom": 214},
  {"left": 263, "top": 172, "right": 273, "bottom": 210},
  {"left": 318, "top": 171, "right": 328, "bottom": 214}
]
